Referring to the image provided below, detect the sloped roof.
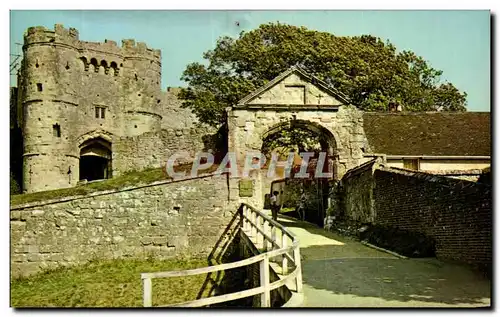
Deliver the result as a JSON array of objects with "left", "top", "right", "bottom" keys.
[
  {"left": 237, "top": 66, "right": 351, "bottom": 106},
  {"left": 363, "top": 112, "right": 491, "bottom": 156}
]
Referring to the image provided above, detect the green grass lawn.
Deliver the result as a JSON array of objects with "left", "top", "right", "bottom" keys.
[{"left": 11, "top": 258, "right": 220, "bottom": 307}]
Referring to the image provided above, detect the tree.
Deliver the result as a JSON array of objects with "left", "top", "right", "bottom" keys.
[{"left": 179, "top": 23, "right": 467, "bottom": 128}]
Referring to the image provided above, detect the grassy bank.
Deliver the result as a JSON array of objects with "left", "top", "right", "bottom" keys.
[
  {"left": 11, "top": 258, "right": 219, "bottom": 307},
  {"left": 11, "top": 163, "right": 221, "bottom": 207}
]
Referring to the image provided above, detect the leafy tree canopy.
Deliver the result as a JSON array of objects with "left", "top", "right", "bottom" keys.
[
  {"left": 179, "top": 23, "right": 467, "bottom": 127},
  {"left": 262, "top": 125, "right": 322, "bottom": 156}
]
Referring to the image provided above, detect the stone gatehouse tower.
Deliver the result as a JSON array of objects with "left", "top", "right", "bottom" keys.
[
  {"left": 15, "top": 24, "right": 198, "bottom": 193},
  {"left": 227, "top": 66, "right": 368, "bottom": 208}
]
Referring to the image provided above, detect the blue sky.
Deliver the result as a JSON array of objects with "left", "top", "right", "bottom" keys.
[{"left": 10, "top": 10, "right": 490, "bottom": 111}]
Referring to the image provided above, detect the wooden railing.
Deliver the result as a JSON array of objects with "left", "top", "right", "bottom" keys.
[{"left": 141, "top": 203, "right": 303, "bottom": 307}]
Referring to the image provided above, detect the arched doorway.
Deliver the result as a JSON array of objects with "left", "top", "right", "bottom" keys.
[
  {"left": 226, "top": 66, "right": 365, "bottom": 211},
  {"left": 79, "top": 138, "right": 112, "bottom": 181},
  {"left": 261, "top": 119, "right": 337, "bottom": 226},
  {"left": 261, "top": 119, "right": 337, "bottom": 173}
]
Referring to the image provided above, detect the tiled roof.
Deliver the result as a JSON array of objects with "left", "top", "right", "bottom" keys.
[{"left": 363, "top": 112, "right": 491, "bottom": 156}]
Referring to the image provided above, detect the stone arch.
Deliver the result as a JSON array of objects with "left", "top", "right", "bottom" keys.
[
  {"left": 79, "top": 137, "right": 112, "bottom": 181},
  {"left": 226, "top": 66, "right": 366, "bottom": 210},
  {"left": 90, "top": 58, "right": 98, "bottom": 73},
  {"left": 76, "top": 129, "right": 113, "bottom": 147},
  {"left": 252, "top": 118, "right": 339, "bottom": 226},
  {"left": 79, "top": 56, "right": 88, "bottom": 71},
  {"left": 261, "top": 119, "right": 338, "bottom": 156},
  {"left": 110, "top": 61, "right": 118, "bottom": 76},
  {"left": 100, "top": 60, "right": 108, "bottom": 75}
]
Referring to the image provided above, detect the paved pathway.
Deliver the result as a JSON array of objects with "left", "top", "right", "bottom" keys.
[{"left": 274, "top": 213, "right": 491, "bottom": 308}]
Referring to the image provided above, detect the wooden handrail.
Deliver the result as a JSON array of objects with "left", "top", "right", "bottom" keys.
[
  {"left": 141, "top": 203, "right": 303, "bottom": 308},
  {"left": 241, "top": 213, "right": 295, "bottom": 264},
  {"left": 141, "top": 245, "right": 295, "bottom": 279},
  {"left": 241, "top": 213, "right": 279, "bottom": 248},
  {"left": 241, "top": 203, "right": 298, "bottom": 241},
  {"left": 161, "top": 264, "right": 300, "bottom": 308}
]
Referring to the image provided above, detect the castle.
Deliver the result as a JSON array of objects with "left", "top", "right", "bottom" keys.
[
  {"left": 11, "top": 24, "right": 490, "bottom": 196},
  {"left": 12, "top": 24, "right": 206, "bottom": 193},
  {"left": 9, "top": 24, "right": 492, "bottom": 281}
]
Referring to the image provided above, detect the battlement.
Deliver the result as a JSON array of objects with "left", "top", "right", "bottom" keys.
[
  {"left": 121, "top": 39, "right": 161, "bottom": 60},
  {"left": 25, "top": 26, "right": 56, "bottom": 44},
  {"left": 80, "top": 40, "right": 123, "bottom": 55},
  {"left": 24, "top": 24, "right": 161, "bottom": 61},
  {"left": 25, "top": 24, "right": 79, "bottom": 45}
]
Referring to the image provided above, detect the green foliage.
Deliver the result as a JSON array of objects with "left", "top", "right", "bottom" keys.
[
  {"left": 262, "top": 124, "right": 322, "bottom": 156},
  {"left": 180, "top": 23, "right": 467, "bottom": 127},
  {"left": 10, "top": 258, "right": 213, "bottom": 307}
]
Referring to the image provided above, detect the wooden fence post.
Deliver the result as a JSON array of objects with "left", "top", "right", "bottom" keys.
[
  {"left": 256, "top": 216, "right": 263, "bottom": 248},
  {"left": 271, "top": 226, "right": 276, "bottom": 249},
  {"left": 240, "top": 205, "right": 246, "bottom": 231},
  {"left": 281, "top": 234, "right": 288, "bottom": 275},
  {"left": 293, "top": 247, "right": 303, "bottom": 293},
  {"left": 242, "top": 206, "right": 247, "bottom": 231},
  {"left": 264, "top": 220, "right": 271, "bottom": 251},
  {"left": 251, "top": 211, "right": 256, "bottom": 237},
  {"left": 260, "top": 256, "right": 271, "bottom": 307},
  {"left": 143, "top": 277, "right": 152, "bottom": 307}
]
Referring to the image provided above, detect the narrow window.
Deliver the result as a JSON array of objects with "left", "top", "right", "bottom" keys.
[
  {"left": 53, "top": 124, "right": 61, "bottom": 137},
  {"left": 95, "top": 106, "right": 106, "bottom": 119},
  {"left": 36, "top": 83, "right": 43, "bottom": 92}
]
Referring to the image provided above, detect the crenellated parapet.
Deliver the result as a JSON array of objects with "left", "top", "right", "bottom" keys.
[
  {"left": 24, "top": 24, "right": 161, "bottom": 67},
  {"left": 122, "top": 39, "right": 161, "bottom": 61}
]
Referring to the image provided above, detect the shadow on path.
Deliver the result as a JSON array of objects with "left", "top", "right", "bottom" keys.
[
  {"left": 273, "top": 212, "right": 491, "bottom": 307},
  {"left": 301, "top": 255, "right": 491, "bottom": 306}
]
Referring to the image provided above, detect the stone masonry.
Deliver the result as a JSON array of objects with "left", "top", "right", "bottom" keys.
[
  {"left": 10, "top": 173, "right": 238, "bottom": 278},
  {"left": 112, "top": 126, "right": 214, "bottom": 176},
  {"left": 15, "top": 24, "right": 209, "bottom": 193},
  {"left": 227, "top": 67, "right": 368, "bottom": 209}
]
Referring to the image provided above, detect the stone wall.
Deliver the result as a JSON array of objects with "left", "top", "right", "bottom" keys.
[
  {"left": 112, "top": 127, "right": 216, "bottom": 176},
  {"left": 10, "top": 173, "right": 238, "bottom": 278},
  {"left": 340, "top": 160, "right": 377, "bottom": 223},
  {"left": 339, "top": 164, "right": 492, "bottom": 270},
  {"left": 161, "top": 88, "right": 200, "bottom": 129},
  {"left": 373, "top": 168, "right": 492, "bottom": 269},
  {"left": 227, "top": 105, "right": 367, "bottom": 209}
]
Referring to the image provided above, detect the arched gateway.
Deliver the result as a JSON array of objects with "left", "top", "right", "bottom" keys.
[{"left": 226, "top": 66, "right": 368, "bottom": 209}]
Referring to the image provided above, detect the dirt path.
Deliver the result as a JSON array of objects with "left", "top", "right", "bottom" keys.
[{"left": 275, "top": 214, "right": 491, "bottom": 308}]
